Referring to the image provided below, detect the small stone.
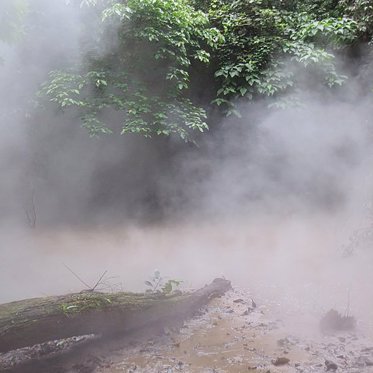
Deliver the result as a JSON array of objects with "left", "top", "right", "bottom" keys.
[
  {"left": 233, "top": 298, "right": 245, "bottom": 304},
  {"left": 164, "top": 327, "right": 171, "bottom": 335},
  {"left": 361, "top": 347, "right": 373, "bottom": 352},
  {"left": 320, "top": 309, "right": 356, "bottom": 333},
  {"left": 272, "top": 357, "right": 290, "bottom": 366},
  {"left": 325, "top": 360, "right": 338, "bottom": 371},
  {"left": 241, "top": 308, "right": 254, "bottom": 316},
  {"left": 356, "top": 356, "right": 373, "bottom": 366}
]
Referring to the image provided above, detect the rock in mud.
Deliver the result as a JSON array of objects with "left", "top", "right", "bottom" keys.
[
  {"left": 325, "top": 359, "right": 338, "bottom": 371},
  {"left": 233, "top": 299, "right": 245, "bottom": 304},
  {"left": 272, "top": 357, "right": 290, "bottom": 366},
  {"left": 355, "top": 355, "right": 373, "bottom": 367},
  {"left": 320, "top": 309, "right": 356, "bottom": 334},
  {"left": 241, "top": 308, "right": 254, "bottom": 316}
]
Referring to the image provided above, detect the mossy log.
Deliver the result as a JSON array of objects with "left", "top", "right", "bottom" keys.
[{"left": 0, "top": 278, "right": 231, "bottom": 353}]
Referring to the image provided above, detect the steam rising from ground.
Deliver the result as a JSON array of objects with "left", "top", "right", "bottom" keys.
[{"left": 1, "top": 0, "right": 373, "bottom": 338}]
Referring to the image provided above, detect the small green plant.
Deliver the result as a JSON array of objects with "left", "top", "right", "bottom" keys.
[
  {"left": 145, "top": 270, "right": 182, "bottom": 295},
  {"left": 162, "top": 279, "right": 183, "bottom": 295}
]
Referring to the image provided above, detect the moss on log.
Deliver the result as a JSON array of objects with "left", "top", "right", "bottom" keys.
[{"left": 0, "top": 278, "right": 231, "bottom": 353}]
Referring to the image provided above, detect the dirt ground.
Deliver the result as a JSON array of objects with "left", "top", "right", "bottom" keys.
[{"left": 79, "top": 288, "right": 373, "bottom": 373}]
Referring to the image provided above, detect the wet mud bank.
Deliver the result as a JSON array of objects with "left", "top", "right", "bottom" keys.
[
  {"left": 92, "top": 288, "right": 373, "bottom": 373},
  {"left": 4, "top": 286, "right": 373, "bottom": 372}
]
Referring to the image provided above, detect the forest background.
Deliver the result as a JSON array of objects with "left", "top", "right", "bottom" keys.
[{"left": 1, "top": 0, "right": 373, "bottom": 226}]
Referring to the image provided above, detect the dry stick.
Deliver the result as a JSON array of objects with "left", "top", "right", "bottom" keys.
[
  {"left": 63, "top": 263, "right": 92, "bottom": 290},
  {"left": 99, "top": 277, "right": 124, "bottom": 292},
  {"left": 24, "top": 190, "right": 37, "bottom": 228},
  {"left": 345, "top": 288, "right": 351, "bottom": 317},
  {"left": 91, "top": 270, "right": 108, "bottom": 291},
  {"left": 29, "top": 190, "right": 36, "bottom": 228}
]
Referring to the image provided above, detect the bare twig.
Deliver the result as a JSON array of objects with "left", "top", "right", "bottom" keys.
[
  {"left": 24, "top": 189, "right": 37, "bottom": 229},
  {"left": 96, "top": 276, "right": 123, "bottom": 292},
  {"left": 63, "top": 264, "right": 91, "bottom": 290},
  {"left": 91, "top": 270, "right": 108, "bottom": 291},
  {"left": 345, "top": 288, "right": 351, "bottom": 317},
  {"left": 63, "top": 265, "right": 111, "bottom": 293}
]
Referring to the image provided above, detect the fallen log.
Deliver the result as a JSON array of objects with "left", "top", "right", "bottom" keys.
[{"left": 0, "top": 278, "right": 231, "bottom": 354}]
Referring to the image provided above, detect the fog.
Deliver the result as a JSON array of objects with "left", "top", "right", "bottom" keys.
[{"left": 1, "top": 0, "right": 373, "bottom": 339}]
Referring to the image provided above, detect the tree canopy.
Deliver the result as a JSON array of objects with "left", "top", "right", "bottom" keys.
[
  {"left": 30, "top": 0, "right": 373, "bottom": 140},
  {"left": 0, "top": 0, "right": 28, "bottom": 43}
]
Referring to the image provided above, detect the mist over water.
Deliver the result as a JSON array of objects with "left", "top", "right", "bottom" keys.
[{"left": 2, "top": 0, "right": 373, "bottom": 340}]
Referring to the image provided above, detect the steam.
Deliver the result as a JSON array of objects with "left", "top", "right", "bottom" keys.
[{"left": 1, "top": 0, "right": 373, "bottom": 338}]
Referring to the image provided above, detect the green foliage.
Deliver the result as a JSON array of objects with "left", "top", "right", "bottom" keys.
[
  {"left": 209, "top": 0, "right": 358, "bottom": 114},
  {"left": 145, "top": 270, "right": 182, "bottom": 295},
  {"left": 61, "top": 294, "right": 112, "bottom": 315},
  {"left": 41, "top": 68, "right": 208, "bottom": 139},
  {"left": 0, "top": 0, "right": 28, "bottom": 64},
  {"left": 40, "top": 0, "right": 364, "bottom": 137},
  {"left": 0, "top": 0, "right": 28, "bottom": 44},
  {"left": 41, "top": 0, "right": 220, "bottom": 140},
  {"left": 340, "top": 0, "right": 373, "bottom": 41},
  {"left": 145, "top": 270, "right": 164, "bottom": 293},
  {"left": 162, "top": 279, "right": 183, "bottom": 295}
]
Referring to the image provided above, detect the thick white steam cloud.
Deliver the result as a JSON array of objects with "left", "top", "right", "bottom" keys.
[{"left": 1, "top": 0, "right": 373, "bottom": 338}]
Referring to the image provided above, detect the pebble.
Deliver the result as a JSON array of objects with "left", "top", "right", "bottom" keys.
[
  {"left": 272, "top": 357, "right": 290, "bottom": 366},
  {"left": 325, "top": 359, "right": 338, "bottom": 371}
]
